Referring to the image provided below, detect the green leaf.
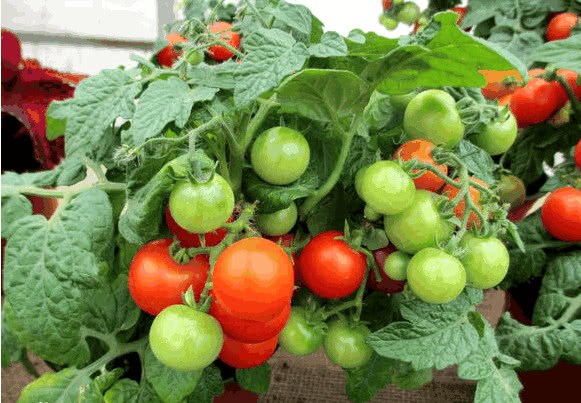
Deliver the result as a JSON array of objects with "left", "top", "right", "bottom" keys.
[
  {"left": 243, "top": 169, "right": 317, "bottom": 214},
  {"left": 236, "top": 364, "right": 271, "bottom": 394},
  {"left": 93, "top": 368, "right": 124, "bottom": 394},
  {"left": 473, "top": 366, "right": 522, "bottom": 403},
  {"left": 128, "top": 78, "right": 218, "bottom": 146},
  {"left": 308, "top": 31, "right": 348, "bottom": 58},
  {"left": 367, "top": 291, "right": 481, "bottom": 370},
  {"left": 186, "top": 365, "right": 224, "bottom": 403},
  {"left": 456, "top": 140, "right": 496, "bottom": 184},
  {"left": 1, "top": 157, "right": 86, "bottom": 188},
  {"left": 345, "top": 31, "right": 399, "bottom": 60},
  {"left": 234, "top": 28, "right": 309, "bottom": 107},
  {"left": 187, "top": 63, "right": 236, "bottom": 90},
  {"left": 306, "top": 186, "right": 350, "bottom": 236},
  {"left": 1, "top": 304, "right": 24, "bottom": 368},
  {"left": 391, "top": 361, "right": 433, "bottom": 390},
  {"left": 559, "top": 322, "right": 581, "bottom": 365},
  {"left": 46, "top": 99, "right": 74, "bottom": 141},
  {"left": 276, "top": 69, "right": 370, "bottom": 123},
  {"left": 362, "top": 228, "right": 389, "bottom": 251},
  {"left": 18, "top": 368, "right": 91, "bottom": 403},
  {"left": 272, "top": 0, "right": 312, "bottom": 44},
  {"left": 532, "top": 294, "right": 569, "bottom": 326},
  {"left": 461, "top": 0, "right": 501, "bottom": 28},
  {"left": 344, "top": 353, "right": 393, "bottom": 403},
  {"left": 367, "top": 12, "right": 515, "bottom": 95},
  {"left": 65, "top": 69, "right": 141, "bottom": 157},
  {"left": 361, "top": 293, "right": 404, "bottom": 332},
  {"left": 533, "top": 34, "right": 581, "bottom": 72},
  {"left": 119, "top": 155, "right": 189, "bottom": 245},
  {"left": 539, "top": 251, "right": 581, "bottom": 296},
  {"left": 363, "top": 91, "right": 395, "bottom": 130},
  {"left": 104, "top": 379, "right": 139, "bottom": 403},
  {"left": 4, "top": 189, "right": 114, "bottom": 365},
  {"left": 144, "top": 346, "right": 203, "bottom": 403},
  {"left": 1, "top": 193, "right": 32, "bottom": 238},
  {"left": 137, "top": 381, "right": 164, "bottom": 403}
]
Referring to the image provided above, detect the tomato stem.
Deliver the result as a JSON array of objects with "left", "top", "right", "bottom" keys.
[
  {"left": 554, "top": 73, "right": 581, "bottom": 119},
  {"left": 353, "top": 266, "right": 371, "bottom": 322}
]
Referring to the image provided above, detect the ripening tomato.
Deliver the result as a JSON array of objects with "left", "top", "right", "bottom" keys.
[
  {"left": 441, "top": 177, "right": 488, "bottom": 228},
  {"left": 541, "top": 187, "right": 581, "bottom": 242},
  {"left": 128, "top": 239, "right": 209, "bottom": 315},
  {"left": 367, "top": 245, "right": 406, "bottom": 293},
  {"left": 575, "top": 139, "right": 581, "bottom": 170},
  {"left": 479, "top": 70, "right": 522, "bottom": 100},
  {"left": 324, "top": 320, "right": 373, "bottom": 368},
  {"left": 510, "top": 78, "right": 562, "bottom": 127},
  {"left": 210, "top": 294, "right": 290, "bottom": 343},
  {"left": 212, "top": 238, "right": 294, "bottom": 320},
  {"left": 157, "top": 33, "right": 187, "bottom": 67},
  {"left": 459, "top": 235, "right": 509, "bottom": 289},
  {"left": 498, "top": 175, "right": 526, "bottom": 208},
  {"left": 279, "top": 306, "right": 325, "bottom": 356},
  {"left": 393, "top": 139, "right": 448, "bottom": 191},
  {"left": 471, "top": 107, "right": 518, "bottom": 156},
  {"left": 546, "top": 13, "right": 579, "bottom": 41},
  {"left": 298, "top": 231, "right": 367, "bottom": 299},
  {"left": 219, "top": 334, "right": 279, "bottom": 369},
  {"left": 207, "top": 22, "right": 240, "bottom": 61},
  {"left": 165, "top": 207, "right": 229, "bottom": 248},
  {"left": 255, "top": 202, "right": 298, "bottom": 236}
]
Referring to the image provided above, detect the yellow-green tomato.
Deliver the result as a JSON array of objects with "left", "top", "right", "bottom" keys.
[
  {"left": 251, "top": 127, "right": 310, "bottom": 185},
  {"left": 384, "top": 251, "right": 410, "bottom": 281},
  {"left": 359, "top": 161, "right": 416, "bottom": 215},
  {"left": 407, "top": 248, "right": 466, "bottom": 304},
  {"left": 459, "top": 235, "right": 509, "bottom": 289},
  {"left": 403, "top": 90, "right": 465, "bottom": 148},
  {"left": 279, "top": 307, "right": 325, "bottom": 356},
  {"left": 149, "top": 305, "right": 224, "bottom": 371},
  {"left": 255, "top": 202, "right": 298, "bottom": 236},
  {"left": 471, "top": 109, "right": 518, "bottom": 156},
  {"left": 324, "top": 320, "right": 373, "bottom": 369}
]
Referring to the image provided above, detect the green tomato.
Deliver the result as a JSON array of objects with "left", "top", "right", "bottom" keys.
[
  {"left": 407, "top": 248, "right": 466, "bottom": 304},
  {"left": 364, "top": 205, "right": 381, "bottom": 222},
  {"left": 187, "top": 49, "right": 204, "bottom": 65},
  {"left": 403, "top": 90, "right": 465, "bottom": 148},
  {"left": 355, "top": 165, "right": 369, "bottom": 198},
  {"left": 256, "top": 202, "right": 298, "bottom": 236},
  {"left": 279, "top": 307, "right": 325, "bottom": 356},
  {"left": 384, "top": 190, "right": 454, "bottom": 254},
  {"left": 380, "top": 15, "right": 398, "bottom": 30},
  {"left": 324, "top": 320, "right": 373, "bottom": 369},
  {"left": 359, "top": 161, "right": 416, "bottom": 215},
  {"left": 169, "top": 175, "right": 234, "bottom": 233},
  {"left": 471, "top": 109, "right": 517, "bottom": 155},
  {"left": 459, "top": 235, "right": 509, "bottom": 289},
  {"left": 149, "top": 305, "right": 224, "bottom": 371},
  {"left": 498, "top": 175, "right": 526, "bottom": 208},
  {"left": 251, "top": 127, "right": 310, "bottom": 185},
  {"left": 384, "top": 251, "right": 410, "bottom": 281},
  {"left": 397, "top": 2, "right": 420, "bottom": 24}
]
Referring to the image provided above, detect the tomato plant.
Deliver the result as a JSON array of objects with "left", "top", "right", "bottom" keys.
[
  {"left": 480, "top": 69, "right": 522, "bottom": 100},
  {"left": 509, "top": 78, "right": 562, "bottom": 127},
  {"left": 157, "top": 33, "right": 187, "bottom": 67},
  {"left": 393, "top": 139, "right": 448, "bottom": 191},
  {"left": 219, "top": 334, "right": 279, "bottom": 369},
  {"left": 149, "top": 304, "right": 223, "bottom": 371},
  {"left": 279, "top": 306, "right": 325, "bottom": 356},
  {"left": 470, "top": 107, "right": 518, "bottom": 156},
  {"left": 498, "top": 175, "right": 526, "bottom": 208},
  {"left": 546, "top": 13, "right": 579, "bottom": 41},
  {"left": 165, "top": 207, "right": 229, "bottom": 247},
  {"left": 298, "top": 231, "right": 366, "bottom": 299},
  {"left": 442, "top": 177, "right": 488, "bottom": 228},
  {"left": 459, "top": 235, "right": 509, "bottom": 289},
  {"left": 324, "top": 320, "right": 373, "bottom": 369},
  {"left": 368, "top": 245, "right": 406, "bottom": 293},
  {"left": 207, "top": 21, "right": 240, "bottom": 61},
  {"left": 255, "top": 202, "right": 298, "bottom": 236},
  {"left": 541, "top": 187, "right": 581, "bottom": 242},
  {"left": 128, "top": 239, "right": 209, "bottom": 315},
  {"left": 384, "top": 251, "right": 410, "bottom": 281}
]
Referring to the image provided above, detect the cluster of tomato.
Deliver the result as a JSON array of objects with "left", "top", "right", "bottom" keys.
[{"left": 379, "top": 0, "right": 423, "bottom": 31}]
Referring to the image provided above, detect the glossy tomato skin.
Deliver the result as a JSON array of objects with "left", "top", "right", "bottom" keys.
[
  {"left": 555, "top": 69, "right": 581, "bottom": 104},
  {"left": 442, "top": 177, "right": 488, "bottom": 228},
  {"left": 471, "top": 108, "right": 518, "bottom": 156},
  {"left": 407, "top": 248, "right": 466, "bottom": 304},
  {"left": 498, "top": 175, "right": 526, "bottom": 208},
  {"left": 210, "top": 295, "right": 290, "bottom": 343},
  {"left": 404, "top": 90, "right": 465, "bottom": 148},
  {"left": 459, "top": 235, "right": 509, "bottom": 289},
  {"left": 212, "top": 237, "right": 294, "bottom": 320},
  {"left": 219, "top": 334, "right": 278, "bottom": 369},
  {"left": 165, "top": 207, "right": 229, "bottom": 248},
  {"left": 157, "top": 33, "right": 187, "bottom": 67},
  {"left": 279, "top": 307, "right": 325, "bottom": 356},
  {"left": 546, "top": 13, "right": 579, "bottom": 41},
  {"left": 149, "top": 305, "right": 223, "bottom": 371},
  {"left": 298, "top": 231, "right": 367, "bottom": 299},
  {"left": 384, "top": 190, "right": 454, "bottom": 254},
  {"left": 169, "top": 175, "right": 234, "bottom": 234},
  {"left": 541, "top": 187, "right": 581, "bottom": 242},
  {"left": 267, "top": 233, "right": 300, "bottom": 284},
  {"left": 359, "top": 160, "right": 416, "bottom": 215},
  {"left": 393, "top": 139, "right": 448, "bottom": 191},
  {"left": 480, "top": 70, "right": 522, "bottom": 100},
  {"left": 251, "top": 127, "right": 310, "bottom": 185},
  {"left": 384, "top": 251, "right": 410, "bottom": 281},
  {"left": 255, "top": 202, "right": 298, "bottom": 236},
  {"left": 368, "top": 245, "right": 406, "bottom": 293},
  {"left": 324, "top": 320, "right": 373, "bottom": 369},
  {"left": 128, "top": 239, "right": 209, "bottom": 315},
  {"left": 207, "top": 22, "right": 240, "bottom": 61},
  {"left": 510, "top": 78, "right": 561, "bottom": 127},
  {"left": 575, "top": 139, "right": 581, "bottom": 170}
]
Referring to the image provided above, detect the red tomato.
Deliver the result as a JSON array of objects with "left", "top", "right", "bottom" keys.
[
  {"left": 157, "top": 33, "right": 187, "bottom": 67},
  {"left": 266, "top": 233, "right": 301, "bottom": 284},
  {"left": 210, "top": 295, "right": 290, "bottom": 343},
  {"left": 219, "top": 334, "right": 278, "bottom": 369},
  {"left": 393, "top": 139, "right": 448, "bottom": 192},
  {"left": 128, "top": 239, "right": 209, "bottom": 315},
  {"left": 442, "top": 177, "right": 488, "bottom": 228},
  {"left": 575, "top": 139, "right": 581, "bottom": 170},
  {"left": 298, "top": 231, "right": 367, "bottom": 299},
  {"left": 207, "top": 22, "right": 240, "bottom": 61},
  {"left": 480, "top": 70, "right": 522, "bottom": 100},
  {"left": 367, "top": 245, "right": 406, "bottom": 294},
  {"left": 383, "top": 0, "right": 392, "bottom": 11},
  {"left": 2, "top": 30, "right": 21, "bottom": 83},
  {"left": 508, "top": 199, "right": 535, "bottom": 223},
  {"left": 165, "top": 207, "right": 229, "bottom": 248},
  {"left": 541, "top": 187, "right": 581, "bottom": 242},
  {"left": 499, "top": 94, "right": 512, "bottom": 106},
  {"left": 555, "top": 69, "right": 581, "bottom": 104},
  {"left": 509, "top": 78, "right": 562, "bottom": 127},
  {"left": 546, "top": 13, "right": 579, "bottom": 41},
  {"left": 212, "top": 238, "right": 294, "bottom": 321},
  {"left": 451, "top": 7, "right": 467, "bottom": 26}
]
